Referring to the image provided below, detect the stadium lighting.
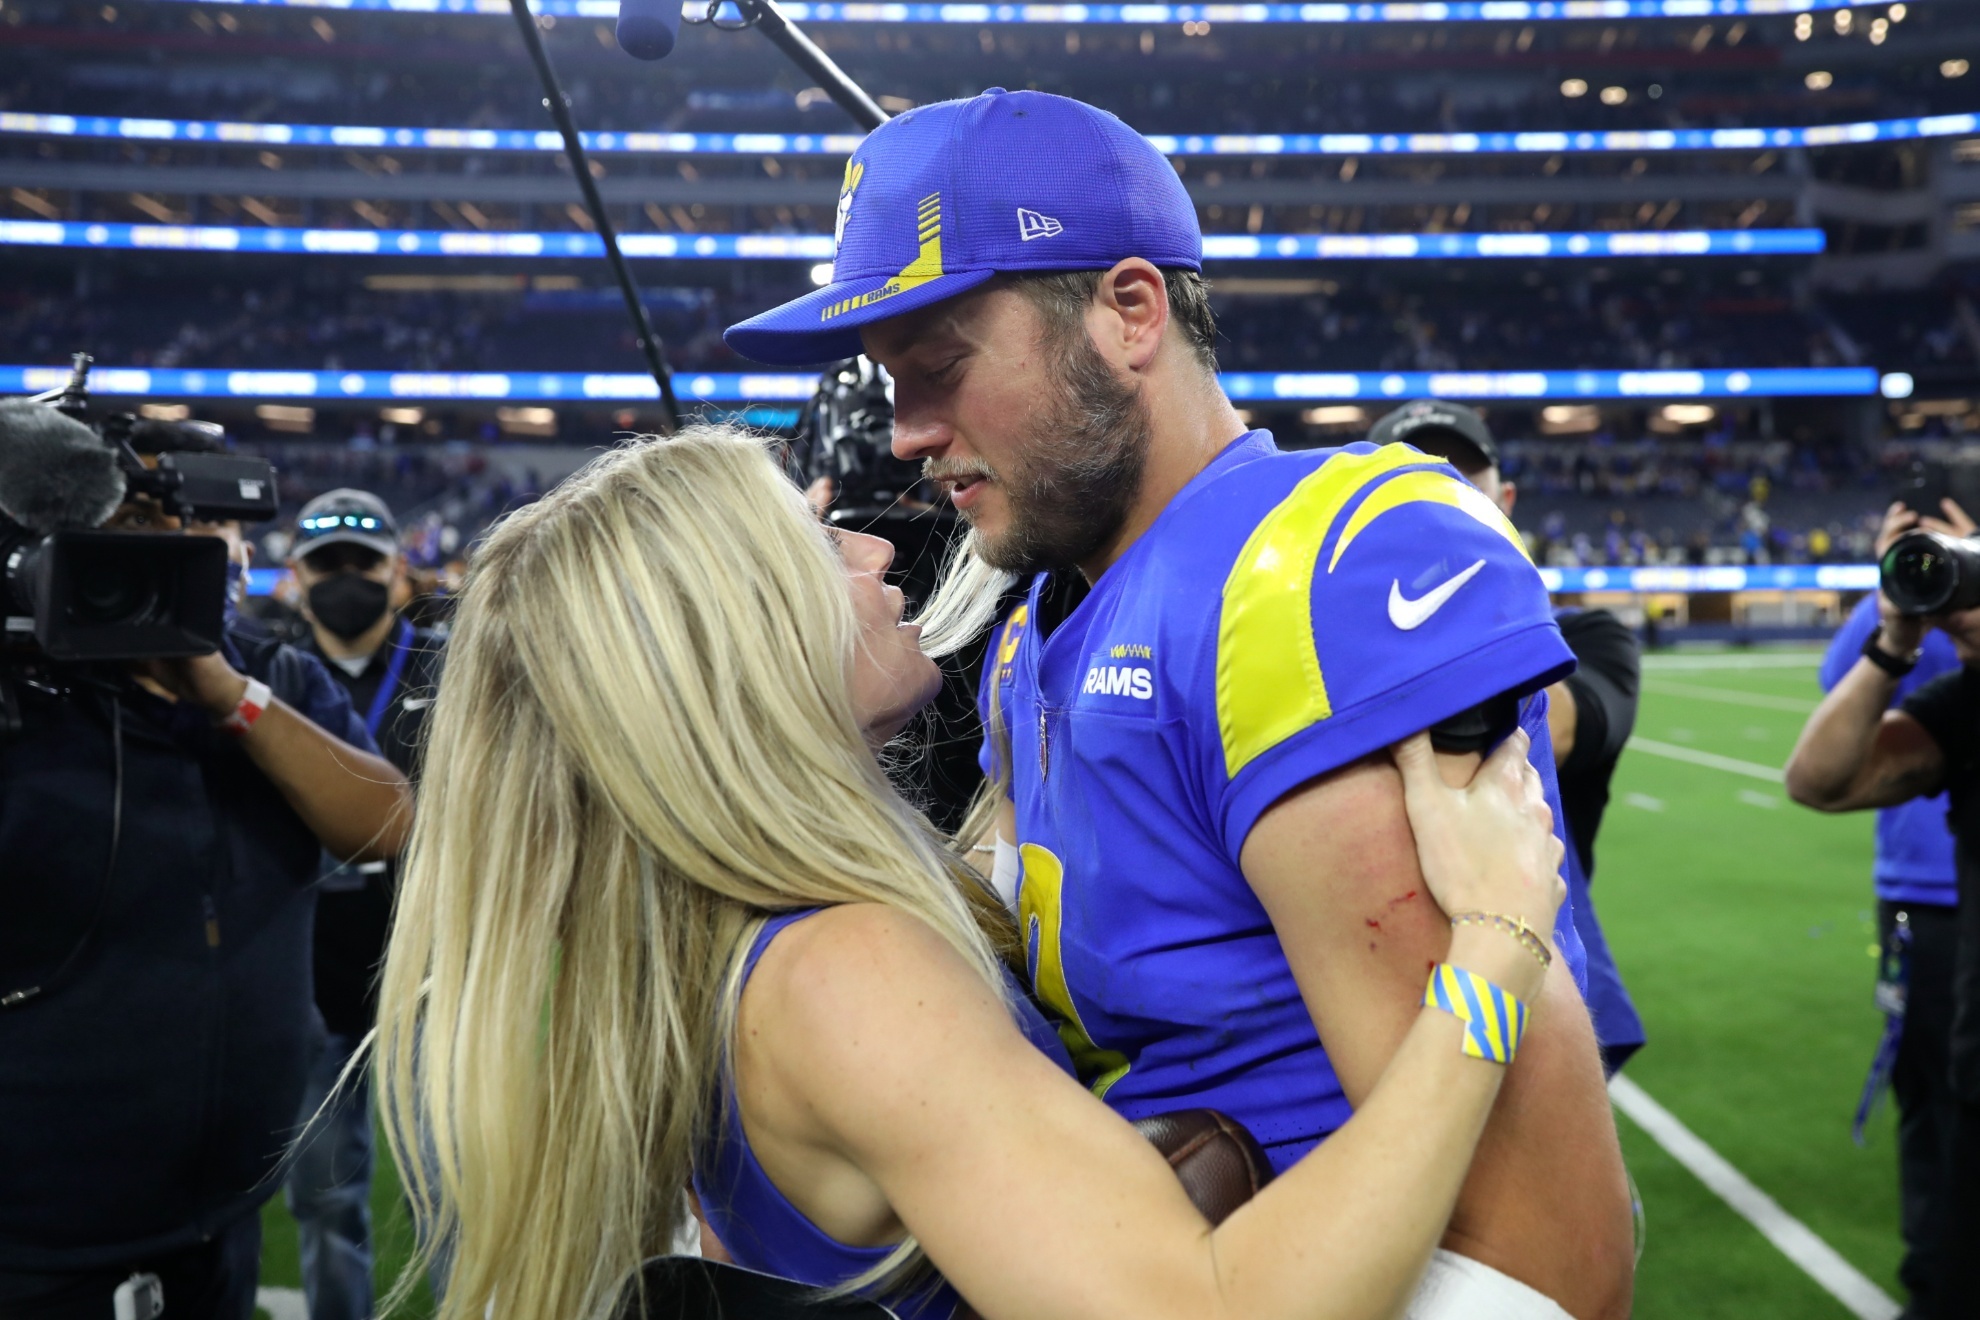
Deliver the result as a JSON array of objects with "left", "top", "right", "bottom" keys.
[
  {"left": 1540, "top": 405, "right": 1601, "bottom": 433},
  {"left": 1301, "top": 406, "right": 1368, "bottom": 427},
  {"left": 1560, "top": 79, "right": 1588, "bottom": 98},
  {"left": 1805, "top": 71, "right": 1834, "bottom": 91},
  {"left": 1659, "top": 403, "right": 1717, "bottom": 425},
  {"left": 1833, "top": 7, "right": 1851, "bottom": 31},
  {"left": 380, "top": 406, "right": 425, "bottom": 424},
  {"left": 1599, "top": 86, "right": 1628, "bottom": 106},
  {"left": 254, "top": 404, "right": 315, "bottom": 432},
  {"left": 496, "top": 406, "right": 558, "bottom": 435},
  {"left": 139, "top": 403, "right": 192, "bottom": 421},
  {"left": 1889, "top": 2, "right": 1906, "bottom": 18},
  {"left": 1794, "top": 13, "right": 1813, "bottom": 38},
  {"left": 808, "top": 262, "right": 834, "bottom": 285},
  {"left": 1869, "top": 17, "right": 1887, "bottom": 43},
  {"left": 1945, "top": 60, "right": 1972, "bottom": 79},
  {"left": 1881, "top": 372, "right": 1917, "bottom": 399}
]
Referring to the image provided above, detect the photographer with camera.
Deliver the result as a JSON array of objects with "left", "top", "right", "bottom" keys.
[
  {"left": 282, "top": 489, "right": 442, "bottom": 1320},
  {"left": 1786, "top": 497, "right": 1980, "bottom": 1320},
  {"left": 0, "top": 396, "right": 413, "bottom": 1320}
]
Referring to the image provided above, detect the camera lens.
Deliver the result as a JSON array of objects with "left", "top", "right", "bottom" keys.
[
  {"left": 64, "top": 544, "right": 161, "bottom": 627},
  {"left": 1885, "top": 539, "right": 1956, "bottom": 614}
]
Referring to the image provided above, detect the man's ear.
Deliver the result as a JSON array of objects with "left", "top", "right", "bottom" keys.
[
  {"left": 1093, "top": 258, "right": 1170, "bottom": 372},
  {"left": 1500, "top": 480, "right": 1518, "bottom": 518}
]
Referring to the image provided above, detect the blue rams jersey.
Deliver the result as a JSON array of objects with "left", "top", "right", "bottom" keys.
[{"left": 978, "top": 431, "right": 1586, "bottom": 1169}]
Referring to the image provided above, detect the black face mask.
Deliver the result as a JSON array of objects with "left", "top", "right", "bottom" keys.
[{"left": 307, "top": 573, "right": 392, "bottom": 641}]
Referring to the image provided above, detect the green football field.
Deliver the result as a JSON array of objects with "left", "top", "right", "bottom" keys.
[{"left": 256, "top": 646, "right": 1908, "bottom": 1319}]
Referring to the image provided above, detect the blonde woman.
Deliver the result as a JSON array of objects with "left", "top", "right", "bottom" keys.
[{"left": 374, "top": 425, "right": 1567, "bottom": 1320}]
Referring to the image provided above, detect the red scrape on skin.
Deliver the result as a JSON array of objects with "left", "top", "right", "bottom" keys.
[{"left": 1365, "top": 917, "right": 1382, "bottom": 930}]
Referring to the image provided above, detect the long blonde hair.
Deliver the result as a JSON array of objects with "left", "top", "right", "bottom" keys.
[{"left": 375, "top": 425, "right": 1012, "bottom": 1320}]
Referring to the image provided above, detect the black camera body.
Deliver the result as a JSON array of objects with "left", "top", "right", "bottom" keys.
[
  {"left": 1, "top": 356, "right": 279, "bottom": 663},
  {"left": 801, "top": 357, "right": 927, "bottom": 517}
]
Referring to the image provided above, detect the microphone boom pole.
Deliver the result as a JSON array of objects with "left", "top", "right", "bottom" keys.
[
  {"left": 506, "top": 0, "right": 683, "bottom": 429},
  {"left": 728, "top": 0, "right": 887, "bottom": 132}
]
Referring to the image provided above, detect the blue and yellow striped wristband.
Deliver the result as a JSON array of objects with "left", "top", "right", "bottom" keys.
[{"left": 1424, "top": 964, "right": 1530, "bottom": 1065}]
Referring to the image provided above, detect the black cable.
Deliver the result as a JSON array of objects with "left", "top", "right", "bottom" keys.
[
  {"left": 1, "top": 690, "right": 122, "bottom": 1009},
  {"left": 506, "top": 0, "right": 683, "bottom": 429}
]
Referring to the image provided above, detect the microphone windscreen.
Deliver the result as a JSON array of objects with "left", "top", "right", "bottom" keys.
[
  {"left": 0, "top": 398, "right": 126, "bottom": 534},
  {"left": 616, "top": 0, "right": 682, "bottom": 59}
]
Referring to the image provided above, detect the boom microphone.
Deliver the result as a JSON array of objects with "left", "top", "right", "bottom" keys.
[
  {"left": 615, "top": 0, "right": 683, "bottom": 60},
  {"left": 0, "top": 398, "right": 126, "bottom": 535}
]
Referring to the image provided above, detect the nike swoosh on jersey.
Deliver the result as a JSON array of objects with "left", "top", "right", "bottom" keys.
[{"left": 1388, "top": 558, "right": 1487, "bottom": 631}]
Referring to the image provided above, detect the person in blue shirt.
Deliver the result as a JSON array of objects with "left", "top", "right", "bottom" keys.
[
  {"left": 1818, "top": 502, "right": 1966, "bottom": 1320},
  {"left": 727, "top": 89, "right": 1633, "bottom": 1319}
]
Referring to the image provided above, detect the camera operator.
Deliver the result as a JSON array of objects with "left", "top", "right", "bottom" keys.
[
  {"left": 0, "top": 399, "right": 413, "bottom": 1320},
  {"left": 282, "top": 489, "right": 442, "bottom": 1320},
  {"left": 1370, "top": 400, "right": 1646, "bottom": 1072},
  {"left": 1813, "top": 498, "right": 1966, "bottom": 1320},
  {"left": 1786, "top": 498, "right": 1980, "bottom": 1320}
]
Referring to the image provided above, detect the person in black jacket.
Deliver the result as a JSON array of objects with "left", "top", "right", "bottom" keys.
[
  {"left": 281, "top": 489, "right": 443, "bottom": 1320},
  {"left": 0, "top": 428, "right": 413, "bottom": 1320},
  {"left": 1371, "top": 401, "right": 1646, "bottom": 1070}
]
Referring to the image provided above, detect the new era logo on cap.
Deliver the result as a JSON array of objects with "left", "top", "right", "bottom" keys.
[{"left": 1017, "top": 208, "right": 1063, "bottom": 241}]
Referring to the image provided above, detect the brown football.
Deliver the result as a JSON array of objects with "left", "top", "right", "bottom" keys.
[{"left": 1129, "top": 1109, "right": 1277, "bottom": 1227}]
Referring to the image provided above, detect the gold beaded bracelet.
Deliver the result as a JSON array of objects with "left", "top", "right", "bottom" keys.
[{"left": 1449, "top": 911, "right": 1553, "bottom": 970}]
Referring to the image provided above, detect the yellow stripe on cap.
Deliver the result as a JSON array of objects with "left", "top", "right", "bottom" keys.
[
  {"left": 819, "top": 191, "right": 946, "bottom": 323},
  {"left": 1327, "top": 467, "right": 1531, "bottom": 574},
  {"left": 1216, "top": 444, "right": 1430, "bottom": 778}
]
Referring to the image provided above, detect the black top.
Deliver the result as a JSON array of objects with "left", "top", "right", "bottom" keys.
[
  {"left": 1554, "top": 608, "right": 1641, "bottom": 880},
  {"left": 0, "top": 629, "right": 365, "bottom": 1268},
  {"left": 1902, "top": 666, "right": 1980, "bottom": 870},
  {"left": 300, "top": 619, "right": 444, "bottom": 1037}
]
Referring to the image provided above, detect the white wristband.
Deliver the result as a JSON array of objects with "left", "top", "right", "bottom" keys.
[{"left": 221, "top": 677, "right": 273, "bottom": 736}]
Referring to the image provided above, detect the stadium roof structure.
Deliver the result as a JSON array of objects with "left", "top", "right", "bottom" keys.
[
  {"left": 133, "top": 0, "right": 1904, "bottom": 21},
  {"left": 8, "top": 110, "right": 1972, "bottom": 158}
]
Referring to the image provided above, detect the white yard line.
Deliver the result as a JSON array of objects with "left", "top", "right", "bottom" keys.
[
  {"left": 1627, "top": 737, "right": 1787, "bottom": 783},
  {"left": 1642, "top": 653, "right": 1824, "bottom": 672},
  {"left": 1643, "top": 680, "right": 1819, "bottom": 713},
  {"left": 1610, "top": 1076, "right": 1902, "bottom": 1320},
  {"left": 256, "top": 1287, "right": 308, "bottom": 1320}
]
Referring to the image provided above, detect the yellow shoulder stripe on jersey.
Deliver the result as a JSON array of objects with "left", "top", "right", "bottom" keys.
[
  {"left": 1326, "top": 468, "right": 1530, "bottom": 574},
  {"left": 1216, "top": 444, "right": 1429, "bottom": 778},
  {"left": 1017, "top": 843, "right": 1132, "bottom": 1097}
]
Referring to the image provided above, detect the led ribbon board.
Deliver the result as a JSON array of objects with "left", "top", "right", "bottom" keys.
[
  {"left": 0, "top": 221, "right": 1827, "bottom": 260},
  {"left": 5, "top": 110, "right": 1972, "bottom": 157},
  {"left": 134, "top": 0, "right": 1891, "bottom": 21},
  {"left": 1541, "top": 564, "right": 1880, "bottom": 591},
  {"left": 0, "top": 366, "right": 1882, "bottom": 402}
]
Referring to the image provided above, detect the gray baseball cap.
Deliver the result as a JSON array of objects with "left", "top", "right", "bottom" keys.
[
  {"left": 1368, "top": 399, "right": 1500, "bottom": 473},
  {"left": 293, "top": 488, "right": 399, "bottom": 560}
]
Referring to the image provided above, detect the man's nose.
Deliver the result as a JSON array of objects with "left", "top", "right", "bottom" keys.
[{"left": 889, "top": 405, "right": 951, "bottom": 464}]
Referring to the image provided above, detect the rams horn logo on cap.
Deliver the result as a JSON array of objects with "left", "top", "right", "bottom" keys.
[{"left": 834, "top": 159, "right": 864, "bottom": 255}]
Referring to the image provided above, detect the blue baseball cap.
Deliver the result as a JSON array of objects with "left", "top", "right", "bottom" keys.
[{"left": 724, "top": 88, "right": 1201, "bottom": 367}]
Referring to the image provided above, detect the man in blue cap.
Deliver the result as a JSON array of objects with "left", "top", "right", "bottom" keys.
[{"left": 728, "top": 89, "right": 1633, "bottom": 1319}]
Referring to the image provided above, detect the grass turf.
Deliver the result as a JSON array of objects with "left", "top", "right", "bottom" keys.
[{"left": 258, "top": 648, "right": 1910, "bottom": 1319}]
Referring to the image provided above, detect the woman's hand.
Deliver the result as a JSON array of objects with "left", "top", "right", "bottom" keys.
[{"left": 1392, "top": 728, "right": 1565, "bottom": 947}]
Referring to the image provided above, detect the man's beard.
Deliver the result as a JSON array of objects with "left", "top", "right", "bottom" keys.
[{"left": 938, "top": 334, "right": 1152, "bottom": 576}]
